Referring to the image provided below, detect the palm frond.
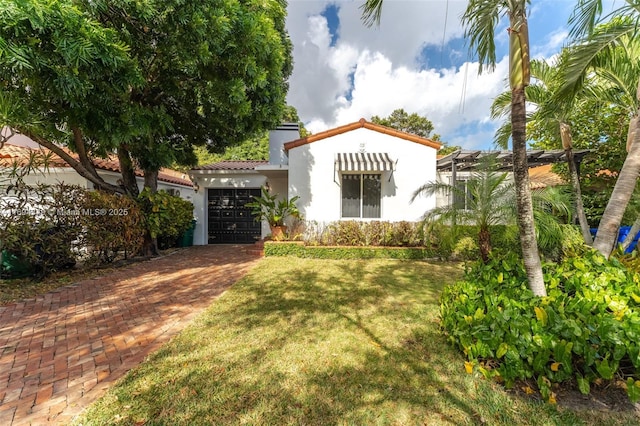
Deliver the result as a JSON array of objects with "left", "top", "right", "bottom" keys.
[
  {"left": 556, "top": 19, "right": 636, "bottom": 101},
  {"left": 493, "top": 122, "right": 512, "bottom": 149},
  {"left": 490, "top": 90, "right": 512, "bottom": 119},
  {"left": 461, "top": 0, "right": 502, "bottom": 72},
  {"left": 360, "top": 0, "right": 385, "bottom": 28},
  {"left": 568, "top": 0, "right": 604, "bottom": 39},
  {"left": 411, "top": 180, "right": 463, "bottom": 202}
]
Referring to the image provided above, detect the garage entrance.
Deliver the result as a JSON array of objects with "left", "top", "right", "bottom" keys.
[{"left": 207, "top": 188, "right": 261, "bottom": 244}]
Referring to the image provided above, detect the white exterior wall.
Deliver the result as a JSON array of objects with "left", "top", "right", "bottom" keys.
[
  {"left": 190, "top": 172, "right": 267, "bottom": 245},
  {"left": 288, "top": 128, "right": 437, "bottom": 223},
  {"left": 20, "top": 168, "right": 90, "bottom": 188}
]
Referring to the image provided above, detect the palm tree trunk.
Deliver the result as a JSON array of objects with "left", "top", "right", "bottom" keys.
[
  {"left": 621, "top": 216, "right": 640, "bottom": 252},
  {"left": 512, "top": 88, "right": 546, "bottom": 296},
  {"left": 566, "top": 148, "right": 593, "bottom": 244},
  {"left": 509, "top": 13, "right": 545, "bottom": 297},
  {"left": 593, "top": 113, "right": 640, "bottom": 257},
  {"left": 478, "top": 225, "right": 491, "bottom": 263},
  {"left": 560, "top": 123, "right": 592, "bottom": 244}
]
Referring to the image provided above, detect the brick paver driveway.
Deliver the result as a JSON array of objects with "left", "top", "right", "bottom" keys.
[{"left": 0, "top": 245, "right": 261, "bottom": 425}]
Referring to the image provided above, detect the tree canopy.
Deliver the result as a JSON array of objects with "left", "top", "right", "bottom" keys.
[
  {"left": 0, "top": 0, "right": 292, "bottom": 193},
  {"left": 193, "top": 105, "right": 308, "bottom": 166},
  {"left": 370, "top": 109, "right": 439, "bottom": 140},
  {"left": 369, "top": 108, "right": 460, "bottom": 154}
]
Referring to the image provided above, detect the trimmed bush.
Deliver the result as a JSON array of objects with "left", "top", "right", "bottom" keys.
[
  {"left": 264, "top": 241, "right": 434, "bottom": 260},
  {"left": 303, "top": 220, "right": 424, "bottom": 248},
  {"left": 440, "top": 250, "right": 640, "bottom": 402}
]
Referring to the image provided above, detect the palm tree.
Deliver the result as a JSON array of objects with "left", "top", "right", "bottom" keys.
[
  {"left": 491, "top": 58, "right": 593, "bottom": 245},
  {"left": 560, "top": 4, "right": 640, "bottom": 258},
  {"left": 362, "top": 0, "right": 547, "bottom": 296},
  {"left": 412, "top": 158, "right": 572, "bottom": 264},
  {"left": 413, "top": 162, "right": 513, "bottom": 263}
]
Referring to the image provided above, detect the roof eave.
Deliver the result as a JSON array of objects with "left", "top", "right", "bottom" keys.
[{"left": 283, "top": 118, "right": 442, "bottom": 151}]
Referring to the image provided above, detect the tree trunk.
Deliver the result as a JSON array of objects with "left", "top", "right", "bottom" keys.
[
  {"left": 72, "top": 127, "right": 101, "bottom": 181},
  {"left": 478, "top": 225, "right": 491, "bottom": 263},
  {"left": 142, "top": 169, "right": 159, "bottom": 255},
  {"left": 143, "top": 169, "right": 159, "bottom": 192},
  {"left": 621, "top": 216, "right": 640, "bottom": 252},
  {"left": 560, "top": 123, "right": 593, "bottom": 245},
  {"left": 21, "top": 129, "right": 124, "bottom": 194},
  {"left": 593, "top": 113, "right": 640, "bottom": 257},
  {"left": 509, "top": 13, "right": 545, "bottom": 297},
  {"left": 512, "top": 88, "right": 546, "bottom": 296},
  {"left": 117, "top": 144, "right": 140, "bottom": 197}
]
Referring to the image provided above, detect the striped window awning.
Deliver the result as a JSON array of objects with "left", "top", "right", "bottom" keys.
[{"left": 335, "top": 152, "right": 396, "bottom": 172}]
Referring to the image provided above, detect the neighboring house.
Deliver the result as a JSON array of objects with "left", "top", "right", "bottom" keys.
[
  {"left": 0, "top": 142, "right": 194, "bottom": 199},
  {"left": 189, "top": 119, "right": 442, "bottom": 245},
  {"left": 434, "top": 149, "right": 588, "bottom": 209}
]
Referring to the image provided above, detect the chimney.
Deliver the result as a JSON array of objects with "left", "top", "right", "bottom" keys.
[{"left": 269, "top": 123, "right": 300, "bottom": 166}]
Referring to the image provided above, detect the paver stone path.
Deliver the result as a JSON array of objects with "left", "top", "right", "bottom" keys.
[{"left": 0, "top": 245, "right": 261, "bottom": 425}]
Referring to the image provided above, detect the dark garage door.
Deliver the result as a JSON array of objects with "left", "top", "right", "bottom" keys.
[{"left": 207, "top": 188, "right": 261, "bottom": 244}]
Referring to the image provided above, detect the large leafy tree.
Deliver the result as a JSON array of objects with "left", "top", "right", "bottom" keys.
[
  {"left": 560, "top": 2, "right": 640, "bottom": 257},
  {"left": 362, "top": 0, "right": 546, "bottom": 296},
  {"left": 193, "top": 105, "right": 309, "bottom": 166},
  {"left": 491, "top": 58, "right": 593, "bottom": 244},
  {"left": 0, "top": 0, "right": 292, "bottom": 194}
]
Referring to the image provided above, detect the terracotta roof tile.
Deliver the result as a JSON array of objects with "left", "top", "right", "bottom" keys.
[
  {"left": 0, "top": 143, "right": 69, "bottom": 167},
  {"left": 283, "top": 118, "right": 442, "bottom": 151},
  {"left": 192, "top": 160, "right": 268, "bottom": 171},
  {"left": 1, "top": 143, "right": 193, "bottom": 187},
  {"left": 529, "top": 164, "right": 565, "bottom": 189}
]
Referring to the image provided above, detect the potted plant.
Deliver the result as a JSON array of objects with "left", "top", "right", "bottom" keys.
[{"left": 246, "top": 187, "right": 300, "bottom": 240}]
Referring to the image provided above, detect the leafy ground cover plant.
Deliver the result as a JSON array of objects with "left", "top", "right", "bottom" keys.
[{"left": 441, "top": 249, "right": 640, "bottom": 403}]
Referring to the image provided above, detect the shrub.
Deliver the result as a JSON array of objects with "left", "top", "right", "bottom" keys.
[
  {"left": 306, "top": 220, "right": 424, "bottom": 248},
  {"left": 138, "top": 188, "right": 194, "bottom": 242},
  {"left": 440, "top": 250, "right": 640, "bottom": 403},
  {"left": 451, "top": 236, "right": 478, "bottom": 260},
  {"left": 0, "top": 183, "right": 84, "bottom": 278},
  {"left": 617, "top": 249, "right": 640, "bottom": 274},
  {"left": 264, "top": 242, "right": 434, "bottom": 260},
  {"left": 81, "top": 191, "right": 146, "bottom": 264}
]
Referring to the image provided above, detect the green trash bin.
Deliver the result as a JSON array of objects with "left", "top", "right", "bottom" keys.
[
  {"left": 179, "top": 220, "right": 196, "bottom": 247},
  {"left": 1, "top": 250, "right": 33, "bottom": 278}
]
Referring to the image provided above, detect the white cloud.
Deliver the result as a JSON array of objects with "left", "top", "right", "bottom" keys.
[{"left": 286, "top": 0, "right": 573, "bottom": 150}]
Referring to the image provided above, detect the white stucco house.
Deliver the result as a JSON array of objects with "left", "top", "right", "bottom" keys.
[{"left": 188, "top": 119, "right": 442, "bottom": 245}]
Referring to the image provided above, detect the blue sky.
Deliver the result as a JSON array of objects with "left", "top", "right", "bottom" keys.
[{"left": 284, "top": 1, "right": 609, "bottom": 150}]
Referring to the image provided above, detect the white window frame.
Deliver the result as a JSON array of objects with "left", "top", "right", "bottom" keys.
[{"left": 340, "top": 172, "right": 382, "bottom": 219}]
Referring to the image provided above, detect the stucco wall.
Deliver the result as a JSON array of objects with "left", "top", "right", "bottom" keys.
[
  {"left": 287, "top": 128, "right": 437, "bottom": 223},
  {"left": 20, "top": 168, "right": 90, "bottom": 188}
]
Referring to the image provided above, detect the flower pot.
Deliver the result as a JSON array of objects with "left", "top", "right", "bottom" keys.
[{"left": 270, "top": 225, "right": 287, "bottom": 241}]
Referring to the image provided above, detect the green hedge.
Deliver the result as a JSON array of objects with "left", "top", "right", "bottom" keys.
[{"left": 264, "top": 241, "right": 435, "bottom": 260}]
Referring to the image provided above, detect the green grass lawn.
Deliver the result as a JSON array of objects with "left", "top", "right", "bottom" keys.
[{"left": 74, "top": 258, "right": 637, "bottom": 425}]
